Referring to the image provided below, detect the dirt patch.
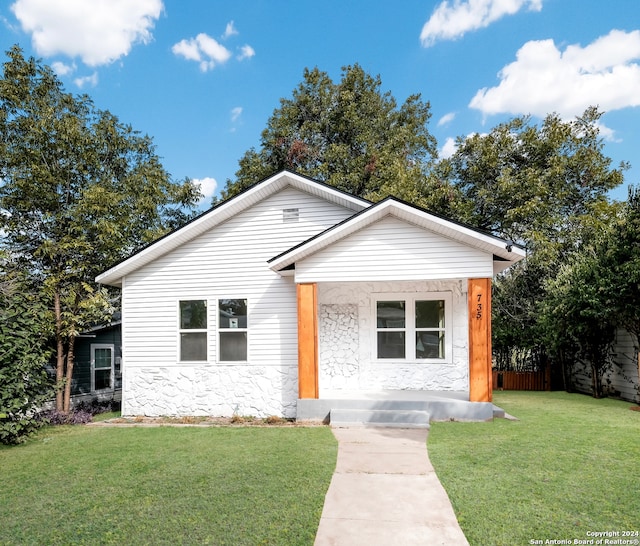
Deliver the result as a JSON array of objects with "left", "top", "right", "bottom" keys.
[
  {"left": 91, "top": 415, "right": 326, "bottom": 427},
  {"left": 630, "top": 406, "right": 640, "bottom": 412}
]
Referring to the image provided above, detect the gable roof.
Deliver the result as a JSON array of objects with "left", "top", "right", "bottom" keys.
[
  {"left": 268, "top": 196, "right": 526, "bottom": 274},
  {"left": 96, "top": 170, "right": 370, "bottom": 287}
]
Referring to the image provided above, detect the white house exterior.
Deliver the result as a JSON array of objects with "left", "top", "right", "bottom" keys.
[{"left": 96, "top": 171, "right": 525, "bottom": 418}]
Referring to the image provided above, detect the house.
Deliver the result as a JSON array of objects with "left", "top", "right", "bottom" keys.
[
  {"left": 69, "top": 320, "right": 122, "bottom": 404},
  {"left": 96, "top": 171, "right": 526, "bottom": 422}
]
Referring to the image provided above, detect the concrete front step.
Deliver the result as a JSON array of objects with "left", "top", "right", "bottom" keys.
[
  {"left": 297, "top": 394, "right": 495, "bottom": 423},
  {"left": 330, "top": 408, "right": 431, "bottom": 429}
]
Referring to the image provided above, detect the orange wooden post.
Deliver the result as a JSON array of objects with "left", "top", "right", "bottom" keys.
[
  {"left": 468, "top": 278, "right": 492, "bottom": 402},
  {"left": 297, "top": 283, "right": 319, "bottom": 399}
]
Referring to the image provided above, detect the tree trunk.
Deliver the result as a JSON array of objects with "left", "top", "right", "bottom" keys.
[
  {"left": 62, "top": 335, "right": 76, "bottom": 414},
  {"left": 54, "top": 291, "right": 65, "bottom": 412},
  {"left": 591, "top": 361, "right": 601, "bottom": 398}
]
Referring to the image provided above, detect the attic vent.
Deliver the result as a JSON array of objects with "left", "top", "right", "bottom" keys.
[{"left": 283, "top": 208, "right": 299, "bottom": 223}]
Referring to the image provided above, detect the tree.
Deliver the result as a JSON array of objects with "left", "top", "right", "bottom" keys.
[
  {"left": 441, "top": 108, "right": 624, "bottom": 244},
  {"left": 437, "top": 109, "right": 625, "bottom": 386},
  {"left": 0, "top": 264, "right": 53, "bottom": 444},
  {"left": 598, "top": 186, "right": 640, "bottom": 398},
  {"left": 219, "top": 64, "right": 438, "bottom": 201},
  {"left": 542, "top": 247, "right": 617, "bottom": 397},
  {"left": 0, "top": 46, "right": 201, "bottom": 413}
]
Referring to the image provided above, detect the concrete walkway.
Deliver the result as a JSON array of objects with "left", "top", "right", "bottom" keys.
[{"left": 314, "top": 427, "right": 469, "bottom": 546}]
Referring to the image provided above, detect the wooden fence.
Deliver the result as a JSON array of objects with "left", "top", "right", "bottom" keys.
[{"left": 492, "top": 369, "right": 551, "bottom": 391}]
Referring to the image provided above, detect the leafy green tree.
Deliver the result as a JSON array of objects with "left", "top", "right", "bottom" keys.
[
  {"left": 220, "top": 64, "right": 437, "bottom": 201},
  {"left": 0, "top": 265, "right": 53, "bottom": 444},
  {"left": 438, "top": 108, "right": 624, "bottom": 383},
  {"left": 0, "top": 46, "right": 201, "bottom": 413},
  {"left": 598, "top": 186, "right": 640, "bottom": 397},
  {"left": 442, "top": 108, "right": 624, "bottom": 244},
  {"left": 542, "top": 247, "right": 616, "bottom": 397},
  {"left": 606, "top": 186, "right": 640, "bottom": 344}
]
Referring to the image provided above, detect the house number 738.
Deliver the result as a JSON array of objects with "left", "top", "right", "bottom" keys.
[{"left": 476, "top": 293, "right": 483, "bottom": 319}]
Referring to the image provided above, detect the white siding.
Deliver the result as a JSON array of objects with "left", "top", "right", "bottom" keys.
[
  {"left": 294, "top": 216, "right": 494, "bottom": 283},
  {"left": 120, "top": 187, "right": 356, "bottom": 416}
]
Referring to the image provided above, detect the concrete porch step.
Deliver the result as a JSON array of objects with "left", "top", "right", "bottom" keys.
[{"left": 330, "top": 408, "right": 431, "bottom": 429}]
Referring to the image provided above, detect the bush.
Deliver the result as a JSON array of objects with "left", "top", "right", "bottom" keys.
[
  {"left": 0, "top": 276, "right": 53, "bottom": 445},
  {"left": 39, "top": 397, "right": 121, "bottom": 426}
]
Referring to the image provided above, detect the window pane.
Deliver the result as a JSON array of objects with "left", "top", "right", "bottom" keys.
[
  {"left": 94, "top": 369, "right": 112, "bottom": 390},
  {"left": 377, "top": 331, "right": 405, "bottom": 359},
  {"left": 94, "top": 348, "right": 112, "bottom": 369},
  {"left": 180, "top": 300, "right": 207, "bottom": 329},
  {"left": 416, "top": 300, "right": 445, "bottom": 328},
  {"left": 377, "top": 301, "right": 405, "bottom": 328},
  {"left": 220, "top": 332, "right": 247, "bottom": 361},
  {"left": 219, "top": 299, "right": 247, "bottom": 329},
  {"left": 416, "top": 331, "right": 445, "bottom": 359},
  {"left": 180, "top": 332, "right": 207, "bottom": 361}
]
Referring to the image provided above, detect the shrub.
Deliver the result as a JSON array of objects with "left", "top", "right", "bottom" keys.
[{"left": 0, "top": 275, "right": 53, "bottom": 445}]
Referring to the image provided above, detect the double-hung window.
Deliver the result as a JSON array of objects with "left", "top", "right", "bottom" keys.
[
  {"left": 218, "top": 299, "right": 248, "bottom": 361},
  {"left": 375, "top": 293, "right": 451, "bottom": 362},
  {"left": 179, "top": 300, "right": 208, "bottom": 361}
]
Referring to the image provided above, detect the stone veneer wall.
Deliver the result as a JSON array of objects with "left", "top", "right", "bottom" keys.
[
  {"left": 317, "top": 280, "right": 469, "bottom": 395},
  {"left": 319, "top": 304, "right": 360, "bottom": 390},
  {"left": 122, "top": 365, "right": 298, "bottom": 418}
]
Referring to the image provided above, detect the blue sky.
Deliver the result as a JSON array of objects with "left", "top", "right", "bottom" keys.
[{"left": 1, "top": 0, "right": 638, "bottom": 205}]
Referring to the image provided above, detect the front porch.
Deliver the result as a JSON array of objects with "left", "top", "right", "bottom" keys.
[{"left": 297, "top": 390, "right": 500, "bottom": 426}]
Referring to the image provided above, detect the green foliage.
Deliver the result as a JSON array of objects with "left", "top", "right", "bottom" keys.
[
  {"left": 438, "top": 109, "right": 625, "bottom": 383},
  {"left": 602, "top": 186, "right": 640, "bottom": 344},
  {"left": 0, "top": 273, "right": 53, "bottom": 444},
  {"left": 220, "top": 64, "right": 437, "bottom": 202},
  {"left": 442, "top": 108, "right": 624, "bottom": 243},
  {"left": 0, "top": 45, "right": 201, "bottom": 412},
  {"left": 542, "top": 248, "right": 617, "bottom": 397}
]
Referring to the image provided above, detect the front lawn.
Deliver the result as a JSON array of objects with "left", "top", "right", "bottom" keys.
[
  {"left": 0, "top": 424, "right": 337, "bottom": 545},
  {"left": 428, "top": 391, "right": 640, "bottom": 546}
]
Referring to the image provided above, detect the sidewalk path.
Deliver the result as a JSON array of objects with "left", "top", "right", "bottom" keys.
[{"left": 314, "top": 427, "right": 469, "bottom": 546}]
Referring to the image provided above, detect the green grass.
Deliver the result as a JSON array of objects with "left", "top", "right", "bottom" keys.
[
  {"left": 428, "top": 391, "right": 640, "bottom": 546},
  {"left": 0, "top": 424, "right": 337, "bottom": 545}
]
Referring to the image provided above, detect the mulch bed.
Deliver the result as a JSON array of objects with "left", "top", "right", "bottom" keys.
[{"left": 91, "top": 415, "right": 326, "bottom": 427}]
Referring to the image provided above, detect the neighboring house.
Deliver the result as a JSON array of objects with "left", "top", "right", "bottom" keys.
[
  {"left": 96, "top": 171, "right": 525, "bottom": 420},
  {"left": 70, "top": 321, "right": 122, "bottom": 404}
]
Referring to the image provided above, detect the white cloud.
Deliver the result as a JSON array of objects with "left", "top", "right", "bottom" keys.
[
  {"left": 74, "top": 72, "right": 98, "bottom": 88},
  {"left": 469, "top": 29, "right": 640, "bottom": 120},
  {"left": 231, "top": 107, "right": 243, "bottom": 122},
  {"left": 420, "top": 0, "right": 543, "bottom": 47},
  {"left": 51, "top": 60, "right": 75, "bottom": 76},
  {"left": 223, "top": 21, "right": 238, "bottom": 39},
  {"left": 237, "top": 44, "right": 255, "bottom": 61},
  {"left": 438, "top": 112, "right": 456, "bottom": 126},
  {"left": 439, "top": 137, "right": 458, "bottom": 159},
  {"left": 172, "top": 33, "right": 231, "bottom": 72},
  {"left": 193, "top": 177, "right": 217, "bottom": 203},
  {"left": 11, "top": 0, "right": 163, "bottom": 66}
]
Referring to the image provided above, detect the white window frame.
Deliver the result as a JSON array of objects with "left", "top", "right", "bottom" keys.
[
  {"left": 178, "top": 299, "right": 209, "bottom": 362},
  {"left": 91, "top": 343, "right": 115, "bottom": 392},
  {"left": 217, "top": 298, "right": 249, "bottom": 363},
  {"left": 373, "top": 292, "right": 452, "bottom": 363}
]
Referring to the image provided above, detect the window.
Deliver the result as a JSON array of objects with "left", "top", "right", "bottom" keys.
[
  {"left": 179, "top": 300, "right": 207, "bottom": 361},
  {"left": 91, "top": 344, "right": 114, "bottom": 391},
  {"left": 375, "top": 293, "right": 451, "bottom": 361},
  {"left": 218, "top": 299, "right": 248, "bottom": 361}
]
